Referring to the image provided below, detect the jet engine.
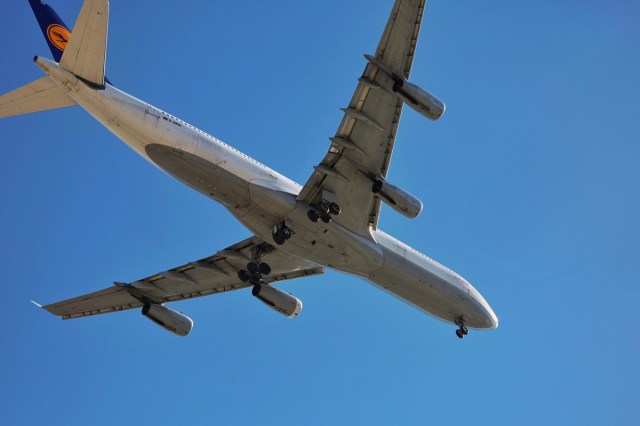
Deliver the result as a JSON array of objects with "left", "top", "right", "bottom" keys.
[
  {"left": 392, "top": 80, "right": 445, "bottom": 121},
  {"left": 142, "top": 303, "right": 194, "bottom": 336},
  {"left": 363, "top": 54, "right": 445, "bottom": 121},
  {"left": 372, "top": 178, "right": 423, "bottom": 219},
  {"left": 252, "top": 284, "right": 303, "bottom": 318}
]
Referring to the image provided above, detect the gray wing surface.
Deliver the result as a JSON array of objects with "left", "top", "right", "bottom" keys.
[
  {"left": 43, "top": 236, "right": 323, "bottom": 319},
  {"left": 297, "top": 0, "right": 426, "bottom": 236}
]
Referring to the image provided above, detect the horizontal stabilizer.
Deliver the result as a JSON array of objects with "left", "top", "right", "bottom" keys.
[
  {"left": 60, "top": 0, "right": 109, "bottom": 88},
  {"left": 0, "top": 76, "right": 76, "bottom": 118}
]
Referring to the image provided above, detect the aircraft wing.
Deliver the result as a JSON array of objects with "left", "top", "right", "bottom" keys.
[
  {"left": 297, "top": 0, "right": 426, "bottom": 236},
  {"left": 43, "top": 236, "right": 324, "bottom": 319}
]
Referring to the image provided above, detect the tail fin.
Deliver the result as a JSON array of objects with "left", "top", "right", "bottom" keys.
[
  {"left": 28, "top": 0, "right": 73, "bottom": 63},
  {"left": 59, "top": 0, "right": 109, "bottom": 88},
  {"left": 30, "top": 0, "right": 109, "bottom": 88},
  {"left": 0, "top": 0, "right": 110, "bottom": 118}
]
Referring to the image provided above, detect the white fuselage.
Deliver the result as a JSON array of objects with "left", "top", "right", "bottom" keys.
[{"left": 37, "top": 57, "right": 498, "bottom": 330}]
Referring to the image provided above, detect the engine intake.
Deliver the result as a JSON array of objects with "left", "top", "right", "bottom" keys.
[
  {"left": 372, "top": 179, "right": 423, "bottom": 219},
  {"left": 142, "top": 303, "right": 194, "bottom": 336},
  {"left": 252, "top": 284, "right": 302, "bottom": 318},
  {"left": 392, "top": 80, "right": 445, "bottom": 121}
]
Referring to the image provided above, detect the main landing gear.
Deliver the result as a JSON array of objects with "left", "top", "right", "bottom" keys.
[
  {"left": 307, "top": 200, "right": 341, "bottom": 224},
  {"left": 455, "top": 315, "right": 469, "bottom": 339},
  {"left": 237, "top": 246, "right": 272, "bottom": 286},
  {"left": 272, "top": 221, "right": 293, "bottom": 246}
]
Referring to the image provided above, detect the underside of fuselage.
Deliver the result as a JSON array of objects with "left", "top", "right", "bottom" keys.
[{"left": 145, "top": 143, "right": 497, "bottom": 329}]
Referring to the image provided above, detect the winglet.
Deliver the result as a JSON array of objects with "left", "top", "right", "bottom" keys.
[{"left": 30, "top": 300, "right": 43, "bottom": 308}]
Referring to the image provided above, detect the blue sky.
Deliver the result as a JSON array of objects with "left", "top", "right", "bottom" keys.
[{"left": 1, "top": 0, "right": 639, "bottom": 424}]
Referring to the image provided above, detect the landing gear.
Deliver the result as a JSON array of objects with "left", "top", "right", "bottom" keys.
[
  {"left": 272, "top": 221, "right": 294, "bottom": 245},
  {"left": 258, "top": 262, "right": 271, "bottom": 275},
  {"left": 455, "top": 315, "right": 469, "bottom": 339},
  {"left": 307, "top": 209, "right": 320, "bottom": 223},
  {"left": 247, "top": 262, "right": 260, "bottom": 275},
  {"left": 307, "top": 200, "right": 341, "bottom": 224},
  {"left": 238, "top": 246, "right": 272, "bottom": 286},
  {"left": 237, "top": 270, "right": 250, "bottom": 282}
]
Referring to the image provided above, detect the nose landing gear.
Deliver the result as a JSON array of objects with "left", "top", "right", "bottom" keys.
[{"left": 455, "top": 316, "right": 469, "bottom": 339}]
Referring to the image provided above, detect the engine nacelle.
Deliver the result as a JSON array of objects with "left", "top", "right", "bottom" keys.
[
  {"left": 142, "top": 303, "right": 194, "bottom": 336},
  {"left": 372, "top": 179, "right": 423, "bottom": 219},
  {"left": 252, "top": 284, "right": 303, "bottom": 318},
  {"left": 392, "top": 80, "right": 445, "bottom": 121}
]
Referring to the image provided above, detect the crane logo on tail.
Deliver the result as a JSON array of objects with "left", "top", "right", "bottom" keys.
[{"left": 46, "top": 24, "right": 70, "bottom": 51}]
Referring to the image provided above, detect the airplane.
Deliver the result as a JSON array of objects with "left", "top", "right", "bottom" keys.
[{"left": 2, "top": 0, "right": 498, "bottom": 339}]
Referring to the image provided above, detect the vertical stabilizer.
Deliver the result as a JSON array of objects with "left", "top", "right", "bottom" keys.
[
  {"left": 59, "top": 0, "right": 109, "bottom": 88},
  {"left": 28, "top": 0, "right": 72, "bottom": 63}
]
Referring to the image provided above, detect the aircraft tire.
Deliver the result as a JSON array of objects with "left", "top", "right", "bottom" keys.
[
  {"left": 307, "top": 209, "right": 320, "bottom": 223},
  {"left": 247, "top": 262, "right": 260, "bottom": 275},
  {"left": 258, "top": 263, "right": 271, "bottom": 276},
  {"left": 273, "top": 232, "right": 285, "bottom": 245},
  {"left": 238, "top": 270, "right": 250, "bottom": 282}
]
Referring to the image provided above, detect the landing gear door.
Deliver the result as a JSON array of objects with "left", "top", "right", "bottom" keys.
[{"left": 321, "top": 188, "right": 337, "bottom": 204}]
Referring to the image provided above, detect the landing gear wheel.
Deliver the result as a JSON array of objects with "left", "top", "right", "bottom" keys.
[
  {"left": 456, "top": 329, "right": 464, "bottom": 339},
  {"left": 461, "top": 326, "right": 469, "bottom": 335},
  {"left": 318, "top": 201, "right": 330, "bottom": 214},
  {"left": 247, "top": 262, "right": 260, "bottom": 275},
  {"left": 237, "top": 270, "right": 250, "bottom": 282},
  {"left": 273, "top": 231, "right": 285, "bottom": 245},
  {"left": 249, "top": 276, "right": 261, "bottom": 286},
  {"left": 329, "top": 202, "right": 341, "bottom": 215},
  {"left": 320, "top": 213, "right": 331, "bottom": 224},
  {"left": 307, "top": 209, "right": 320, "bottom": 223},
  {"left": 258, "top": 262, "right": 271, "bottom": 276}
]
